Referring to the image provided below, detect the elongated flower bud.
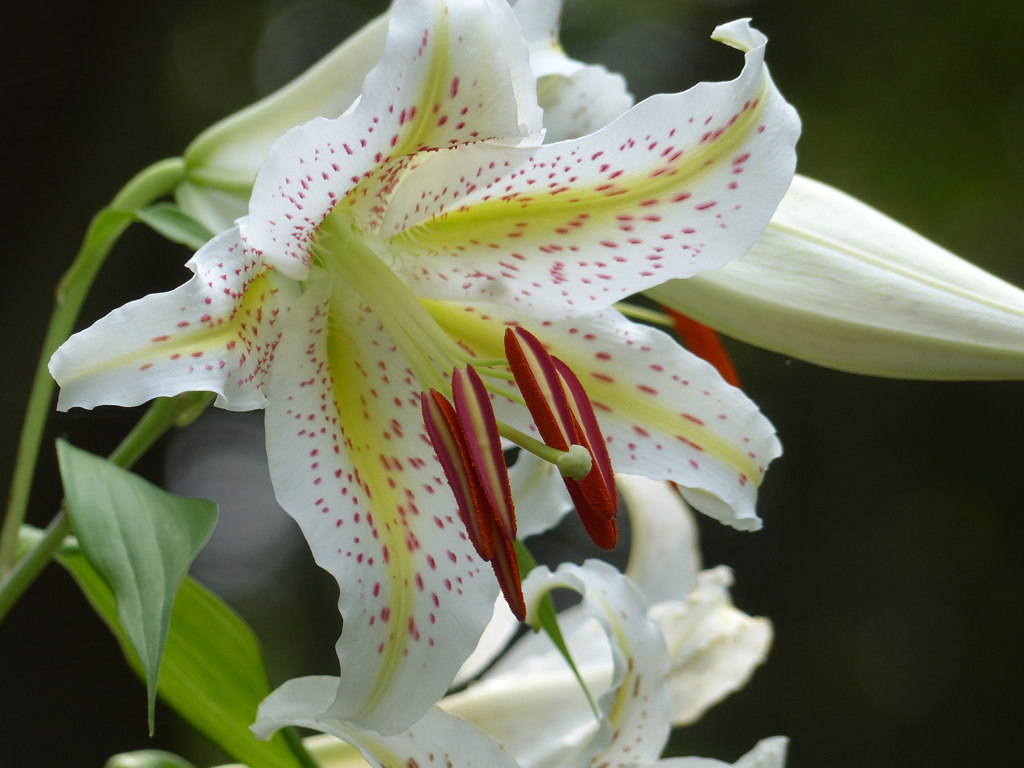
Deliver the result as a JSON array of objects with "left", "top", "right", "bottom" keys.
[{"left": 648, "top": 174, "right": 1024, "bottom": 380}]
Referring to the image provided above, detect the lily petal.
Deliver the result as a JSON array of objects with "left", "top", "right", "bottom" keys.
[
  {"left": 452, "top": 593, "right": 520, "bottom": 686},
  {"left": 659, "top": 737, "right": 788, "bottom": 768},
  {"left": 651, "top": 567, "right": 772, "bottom": 727},
  {"left": 648, "top": 174, "right": 1024, "bottom": 380},
  {"left": 537, "top": 63, "right": 635, "bottom": 144},
  {"left": 427, "top": 300, "right": 781, "bottom": 531},
  {"left": 49, "top": 228, "right": 298, "bottom": 411},
  {"left": 178, "top": 0, "right": 623, "bottom": 233},
  {"left": 618, "top": 474, "right": 700, "bottom": 604},
  {"left": 621, "top": 479, "right": 773, "bottom": 722},
  {"left": 511, "top": 0, "right": 634, "bottom": 142},
  {"left": 382, "top": 19, "right": 799, "bottom": 317},
  {"left": 511, "top": 0, "right": 575, "bottom": 77},
  {"left": 254, "top": 676, "right": 520, "bottom": 768},
  {"left": 445, "top": 560, "right": 671, "bottom": 768},
  {"left": 246, "top": 0, "right": 543, "bottom": 278},
  {"left": 264, "top": 278, "right": 498, "bottom": 735}
]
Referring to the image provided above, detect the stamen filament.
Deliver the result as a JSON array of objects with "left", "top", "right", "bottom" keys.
[
  {"left": 614, "top": 302, "right": 674, "bottom": 327},
  {"left": 319, "top": 214, "right": 471, "bottom": 391},
  {"left": 496, "top": 422, "right": 567, "bottom": 466}
]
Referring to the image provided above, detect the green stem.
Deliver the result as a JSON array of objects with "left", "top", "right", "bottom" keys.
[
  {"left": 280, "top": 724, "right": 324, "bottom": 768},
  {"left": 613, "top": 301, "right": 673, "bottom": 327},
  {"left": 0, "top": 391, "right": 212, "bottom": 624},
  {"left": 0, "top": 157, "right": 186, "bottom": 576},
  {"left": 0, "top": 514, "right": 71, "bottom": 624},
  {"left": 498, "top": 422, "right": 564, "bottom": 464}
]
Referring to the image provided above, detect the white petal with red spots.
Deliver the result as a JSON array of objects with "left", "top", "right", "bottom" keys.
[
  {"left": 264, "top": 278, "right": 498, "bottom": 735},
  {"left": 254, "top": 676, "right": 521, "bottom": 768},
  {"left": 426, "top": 300, "right": 780, "bottom": 531},
  {"left": 246, "top": 0, "right": 542, "bottom": 279},
  {"left": 381, "top": 19, "right": 799, "bottom": 317},
  {"left": 50, "top": 228, "right": 298, "bottom": 412}
]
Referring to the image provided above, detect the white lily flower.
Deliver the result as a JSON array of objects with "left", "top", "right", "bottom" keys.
[
  {"left": 475, "top": 475, "right": 771, "bottom": 727},
  {"left": 620, "top": 475, "right": 772, "bottom": 725},
  {"left": 244, "top": 558, "right": 781, "bottom": 768},
  {"left": 647, "top": 174, "right": 1024, "bottom": 379},
  {"left": 50, "top": 0, "right": 798, "bottom": 735}
]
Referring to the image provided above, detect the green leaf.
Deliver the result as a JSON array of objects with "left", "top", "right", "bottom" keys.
[
  {"left": 58, "top": 546, "right": 310, "bottom": 768},
  {"left": 56, "top": 440, "right": 217, "bottom": 734},
  {"left": 134, "top": 203, "right": 215, "bottom": 251},
  {"left": 514, "top": 540, "right": 599, "bottom": 719}
]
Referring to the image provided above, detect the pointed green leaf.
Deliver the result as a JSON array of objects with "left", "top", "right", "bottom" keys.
[
  {"left": 57, "top": 545, "right": 311, "bottom": 768},
  {"left": 56, "top": 440, "right": 217, "bottom": 733},
  {"left": 135, "top": 203, "right": 216, "bottom": 251},
  {"left": 514, "top": 540, "right": 599, "bottom": 719}
]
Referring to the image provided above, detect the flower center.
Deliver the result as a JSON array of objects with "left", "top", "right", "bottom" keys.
[
  {"left": 315, "top": 210, "right": 473, "bottom": 393},
  {"left": 313, "top": 210, "right": 599, "bottom": 476}
]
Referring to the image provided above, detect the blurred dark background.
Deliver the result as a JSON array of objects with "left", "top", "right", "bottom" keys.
[{"left": 2, "top": 0, "right": 1023, "bottom": 765}]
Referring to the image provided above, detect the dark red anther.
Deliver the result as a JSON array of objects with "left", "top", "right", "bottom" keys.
[
  {"left": 420, "top": 389, "right": 496, "bottom": 561},
  {"left": 420, "top": 374, "right": 526, "bottom": 621},
  {"left": 504, "top": 327, "right": 619, "bottom": 550}
]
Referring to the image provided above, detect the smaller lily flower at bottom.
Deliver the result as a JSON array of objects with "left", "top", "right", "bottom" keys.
[
  {"left": 243, "top": 476, "right": 777, "bottom": 768},
  {"left": 457, "top": 474, "right": 773, "bottom": 728},
  {"left": 249, "top": 559, "right": 784, "bottom": 768}
]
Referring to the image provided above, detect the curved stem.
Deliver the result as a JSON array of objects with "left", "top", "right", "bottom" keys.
[{"left": 0, "top": 158, "right": 186, "bottom": 576}]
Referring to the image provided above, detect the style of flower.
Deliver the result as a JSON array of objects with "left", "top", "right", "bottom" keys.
[
  {"left": 49, "top": 0, "right": 798, "bottom": 735},
  {"left": 246, "top": 477, "right": 782, "bottom": 768}
]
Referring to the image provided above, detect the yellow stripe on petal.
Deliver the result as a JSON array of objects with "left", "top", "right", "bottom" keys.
[
  {"left": 423, "top": 299, "right": 779, "bottom": 531},
  {"left": 265, "top": 280, "right": 499, "bottom": 736},
  {"left": 50, "top": 229, "right": 298, "bottom": 413},
  {"left": 381, "top": 20, "right": 798, "bottom": 317}
]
